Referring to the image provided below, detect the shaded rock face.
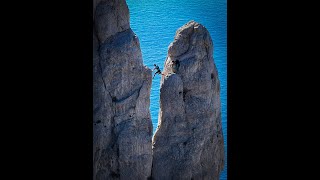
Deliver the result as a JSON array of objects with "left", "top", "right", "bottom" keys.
[
  {"left": 93, "top": 0, "right": 153, "bottom": 179},
  {"left": 152, "top": 21, "right": 224, "bottom": 180},
  {"left": 94, "top": 0, "right": 130, "bottom": 43}
]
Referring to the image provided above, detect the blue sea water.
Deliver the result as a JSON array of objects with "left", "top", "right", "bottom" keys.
[{"left": 126, "top": 0, "right": 227, "bottom": 179}]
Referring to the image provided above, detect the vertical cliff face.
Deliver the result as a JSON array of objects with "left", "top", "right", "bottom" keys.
[
  {"left": 93, "top": 0, "right": 153, "bottom": 179},
  {"left": 152, "top": 21, "right": 225, "bottom": 180}
]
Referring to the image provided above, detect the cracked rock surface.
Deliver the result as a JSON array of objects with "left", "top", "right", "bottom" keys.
[
  {"left": 152, "top": 21, "right": 225, "bottom": 180},
  {"left": 93, "top": 0, "right": 152, "bottom": 179}
]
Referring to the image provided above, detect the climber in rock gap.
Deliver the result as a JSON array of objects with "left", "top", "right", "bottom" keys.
[{"left": 152, "top": 64, "right": 163, "bottom": 79}]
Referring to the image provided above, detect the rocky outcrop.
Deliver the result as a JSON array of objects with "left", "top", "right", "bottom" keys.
[
  {"left": 93, "top": 0, "right": 153, "bottom": 179},
  {"left": 152, "top": 21, "right": 225, "bottom": 180},
  {"left": 94, "top": 0, "right": 130, "bottom": 43}
]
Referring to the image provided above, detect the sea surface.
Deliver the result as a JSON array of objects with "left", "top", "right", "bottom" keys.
[{"left": 126, "top": 0, "right": 227, "bottom": 179}]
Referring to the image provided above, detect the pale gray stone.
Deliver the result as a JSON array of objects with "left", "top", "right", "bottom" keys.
[
  {"left": 152, "top": 21, "right": 225, "bottom": 180},
  {"left": 93, "top": 0, "right": 152, "bottom": 179},
  {"left": 94, "top": 0, "right": 130, "bottom": 43},
  {"left": 93, "top": 1, "right": 224, "bottom": 179}
]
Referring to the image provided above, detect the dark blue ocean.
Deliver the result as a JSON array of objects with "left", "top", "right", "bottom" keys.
[{"left": 126, "top": 0, "right": 227, "bottom": 179}]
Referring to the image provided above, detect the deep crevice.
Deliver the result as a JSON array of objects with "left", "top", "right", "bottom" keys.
[
  {"left": 110, "top": 171, "right": 120, "bottom": 178},
  {"left": 183, "top": 89, "right": 189, "bottom": 102}
]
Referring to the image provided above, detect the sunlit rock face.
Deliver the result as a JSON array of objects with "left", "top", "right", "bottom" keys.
[{"left": 152, "top": 21, "right": 224, "bottom": 180}]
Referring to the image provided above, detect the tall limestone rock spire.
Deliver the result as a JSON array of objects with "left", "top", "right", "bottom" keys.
[
  {"left": 152, "top": 21, "right": 225, "bottom": 180},
  {"left": 93, "top": 0, "right": 153, "bottom": 179}
]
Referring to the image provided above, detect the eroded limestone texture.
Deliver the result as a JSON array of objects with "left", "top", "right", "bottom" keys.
[
  {"left": 152, "top": 21, "right": 224, "bottom": 180},
  {"left": 93, "top": 1, "right": 152, "bottom": 179}
]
